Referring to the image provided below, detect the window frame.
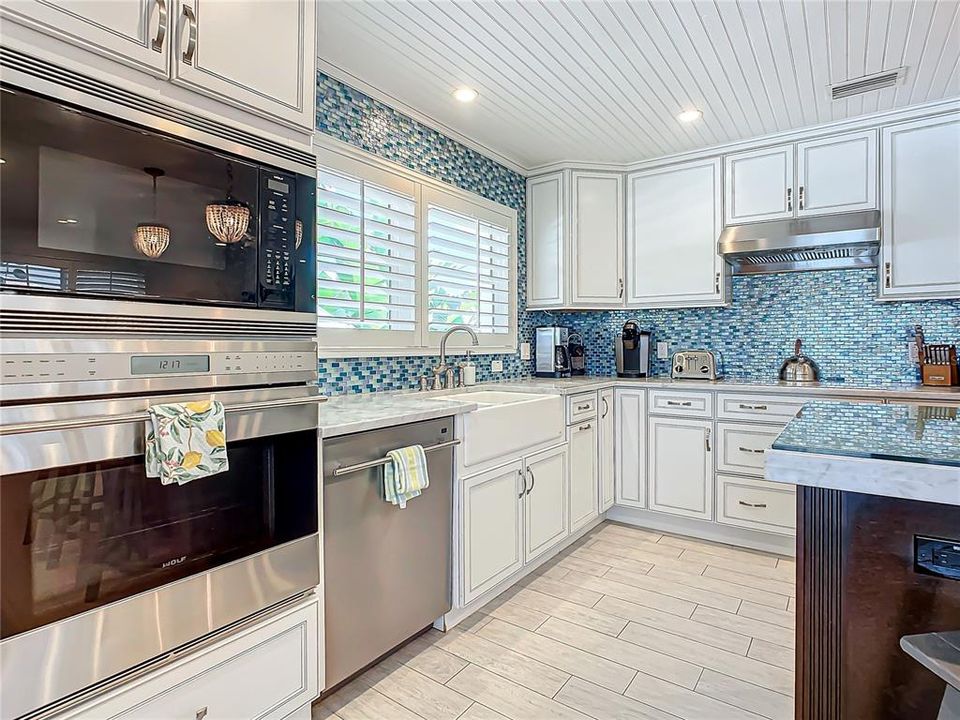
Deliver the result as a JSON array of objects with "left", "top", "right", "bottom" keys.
[{"left": 314, "top": 140, "right": 519, "bottom": 358}]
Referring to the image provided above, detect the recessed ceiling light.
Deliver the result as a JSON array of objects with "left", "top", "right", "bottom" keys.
[
  {"left": 677, "top": 109, "right": 703, "bottom": 123},
  {"left": 453, "top": 87, "right": 478, "bottom": 103},
  {"left": 57, "top": 218, "right": 79, "bottom": 224}
]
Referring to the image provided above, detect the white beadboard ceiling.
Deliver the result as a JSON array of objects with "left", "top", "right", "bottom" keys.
[{"left": 317, "top": 0, "right": 960, "bottom": 172}]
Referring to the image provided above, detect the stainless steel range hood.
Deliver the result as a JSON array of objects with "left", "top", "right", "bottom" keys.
[{"left": 718, "top": 210, "right": 881, "bottom": 275}]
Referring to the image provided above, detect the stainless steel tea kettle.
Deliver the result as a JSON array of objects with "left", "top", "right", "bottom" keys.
[{"left": 779, "top": 338, "right": 820, "bottom": 382}]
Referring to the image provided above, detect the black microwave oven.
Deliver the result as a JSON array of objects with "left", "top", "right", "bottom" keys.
[{"left": 0, "top": 87, "right": 316, "bottom": 312}]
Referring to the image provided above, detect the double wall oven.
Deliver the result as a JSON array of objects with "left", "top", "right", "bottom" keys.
[{"left": 0, "top": 71, "right": 323, "bottom": 720}]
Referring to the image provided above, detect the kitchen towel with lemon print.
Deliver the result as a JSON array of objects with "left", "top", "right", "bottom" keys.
[{"left": 145, "top": 400, "right": 228, "bottom": 485}]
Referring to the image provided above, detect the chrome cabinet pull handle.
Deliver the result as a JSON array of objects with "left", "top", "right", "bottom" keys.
[
  {"left": 798, "top": 185, "right": 805, "bottom": 210},
  {"left": 738, "top": 500, "right": 767, "bottom": 508},
  {"left": 196, "top": 708, "right": 208, "bottom": 720},
  {"left": 151, "top": 0, "right": 167, "bottom": 51},
  {"left": 786, "top": 186, "right": 793, "bottom": 212},
  {"left": 181, "top": 4, "right": 197, "bottom": 65},
  {"left": 601, "top": 397, "right": 609, "bottom": 418},
  {"left": 705, "top": 428, "right": 711, "bottom": 452},
  {"left": 738, "top": 446, "right": 766, "bottom": 454},
  {"left": 518, "top": 469, "right": 526, "bottom": 498},
  {"left": 714, "top": 272, "right": 720, "bottom": 294},
  {"left": 738, "top": 403, "right": 768, "bottom": 410},
  {"left": 578, "top": 423, "right": 592, "bottom": 431},
  {"left": 526, "top": 467, "right": 535, "bottom": 495},
  {"left": 576, "top": 404, "right": 591, "bottom": 410},
  {"left": 885, "top": 261, "right": 892, "bottom": 288},
  {"left": 666, "top": 400, "right": 692, "bottom": 407},
  {"left": 618, "top": 278, "right": 624, "bottom": 298}
]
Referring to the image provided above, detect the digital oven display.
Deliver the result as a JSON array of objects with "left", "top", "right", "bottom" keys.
[{"left": 130, "top": 355, "right": 210, "bottom": 375}]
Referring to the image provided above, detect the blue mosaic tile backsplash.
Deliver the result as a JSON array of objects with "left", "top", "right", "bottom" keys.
[
  {"left": 531, "top": 269, "right": 959, "bottom": 385},
  {"left": 315, "top": 72, "right": 959, "bottom": 394}
]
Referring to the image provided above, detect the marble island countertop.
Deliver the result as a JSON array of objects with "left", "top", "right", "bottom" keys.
[{"left": 766, "top": 400, "right": 960, "bottom": 506}]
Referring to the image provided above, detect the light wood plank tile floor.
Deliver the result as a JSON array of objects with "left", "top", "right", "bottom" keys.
[{"left": 314, "top": 521, "right": 796, "bottom": 720}]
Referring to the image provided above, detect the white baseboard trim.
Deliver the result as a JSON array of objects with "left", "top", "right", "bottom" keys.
[
  {"left": 605, "top": 506, "right": 796, "bottom": 557},
  {"left": 438, "top": 515, "right": 605, "bottom": 631}
]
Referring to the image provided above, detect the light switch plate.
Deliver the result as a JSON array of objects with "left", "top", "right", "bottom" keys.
[
  {"left": 657, "top": 341, "right": 669, "bottom": 360},
  {"left": 519, "top": 342, "right": 531, "bottom": 361},
  {"left": 908, "top": 342, "right": 920, "bottom": 363},
  {"left": 491, "top": 359, "right": 504, "bottom": 373}
]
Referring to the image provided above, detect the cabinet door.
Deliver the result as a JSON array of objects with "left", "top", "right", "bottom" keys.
[
  {"left": 648, "top": 416, "right": 713, "bottom": 520},
  {"left": 724, "top": 144, "right": 795, "bottom": 224},
  {"left": 599, "top": 389, "right": 615, "bottom": 512},
  {"left": 568, "top": 420, "right": 598, "bottom": 533},
  {"left": 524, "top": 446, "right": 568, "bottom": 564},
  {"left": 796, "top": 131, "right": 877, "bottom": 217},
  {"left": 526, "top": 172, "right": 566, "bottom": 308},
  {"left": 614, "top": 389, "right": 646, "bottom": 508},
  {"left": 1, "top": 0, "right": 170, "bottom": 75},
  {"left": 172, "top": 0, "right": 317, "bottom": 130},
  {"left": 462, "top": 461, "right": 524, "bottom": 604},
  {"left": 627, "top": 158, "right": 725, "bottom": 307},
  {"left": 880, "top": 114, "right": 960, "bottom": 300},
  {"left": 571, "top": 171, "right": 624, "bottom": 306}
]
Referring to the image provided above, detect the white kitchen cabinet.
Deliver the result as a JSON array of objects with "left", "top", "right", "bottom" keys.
[
  {"left": 880, "top": 113, "right": 960, "bottom": 300},
  {"left": 614, "top": 388, "right": 646, "bottom": 508},
  {"left": 462, "top": 460, "right": 525, "bottom": 604},
  {"left": 571, "top": 171, "right": 624, "bottom": 306},
  {"left": 1, "top": 0, "right": 171, "bottom": 76},
  {"left": 724, "top": 144, "right": 794, "bottom": 224},
  {"left": 526, "top": 172, "right": 565, "bottom": 308},
  {"left": 796, "top": 131, "right": 877, "bottom": 216},
  {"left": 172, "top": 0, "right": 317, "bottom": 130},
  {"left": 525, "top": 170, "right": 624, "bottom": 309},
  {"left": 647, "top": 416, "right": 713, "bottom": 520},
  {"left": 568, "top": 419, "right": 598, "bottom": 533},
  {"left": 599, "top": 388, "right": 615, "bottom": 512},
  {"left": 56, "top": 597, "right": 319, "bottom": 720},
  {"left": 524, "top": 445, "right": 569, "bottom": 564},
  {"left": 627, "top": 158, "right": 725, "bottom": 307}
]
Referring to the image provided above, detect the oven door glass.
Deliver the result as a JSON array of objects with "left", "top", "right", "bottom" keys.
[
  {"left": 0, "top": 88, "right": 260, "bottom": 306},
  {"left": 0, "top": 429, "right": 317, "bottom": 640}
]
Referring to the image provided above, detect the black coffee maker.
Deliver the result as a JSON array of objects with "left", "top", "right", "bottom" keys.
[
  {"left": 615, "top": 321, "right": 651, "bottom": 378},
  {"left": 568, "top": 333, "right": 585, "bottom": 376}
]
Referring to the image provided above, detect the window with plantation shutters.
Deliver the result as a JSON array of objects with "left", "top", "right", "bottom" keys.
[
  {"left": 316, "top": 168, "right": 417, "bottom": 344},
  {"left": 314, "top": 145, "right": 517, "bottom": 356}
]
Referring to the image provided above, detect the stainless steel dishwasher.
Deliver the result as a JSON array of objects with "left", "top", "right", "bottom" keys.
[{"left": 322, "top": 417, "right": 455, "bottom": 690}]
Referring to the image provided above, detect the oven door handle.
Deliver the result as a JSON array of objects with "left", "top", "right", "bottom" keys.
[{"left": 0, "top": 395, "right": 324, "bottom": 436}]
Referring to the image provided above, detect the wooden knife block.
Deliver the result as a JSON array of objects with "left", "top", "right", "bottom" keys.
[{"left": 920, "top": 344, "right": 959, "bottom": 386}]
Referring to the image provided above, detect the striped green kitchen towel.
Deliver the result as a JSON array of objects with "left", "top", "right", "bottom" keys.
[{"left": 383, "top": 444, "right": 429, "bottom": 508}]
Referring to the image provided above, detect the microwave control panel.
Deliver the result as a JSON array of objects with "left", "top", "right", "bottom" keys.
[{"left": 259, "top": 171, "right": 296, "bottom": 308}]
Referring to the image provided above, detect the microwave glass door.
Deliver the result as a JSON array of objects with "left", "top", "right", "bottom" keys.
[
  {"left": 0, "top": 89, "right": 261, "bottom": 306},
  {"left": 0, "top": 429, "right": 318, "bottom": 640}
]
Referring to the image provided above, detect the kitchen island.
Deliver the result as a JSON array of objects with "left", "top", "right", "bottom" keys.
[{"left": 766, "top": 401, "right": 960, "bottom": 720}]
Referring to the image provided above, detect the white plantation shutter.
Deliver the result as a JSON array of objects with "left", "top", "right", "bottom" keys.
[{"left": 316, "top": 167, "right": 417, "bottom": 344}]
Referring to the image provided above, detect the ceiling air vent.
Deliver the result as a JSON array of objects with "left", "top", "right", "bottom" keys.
[{"left": 831, "top": 68, "right": 904, "bottom": 100}]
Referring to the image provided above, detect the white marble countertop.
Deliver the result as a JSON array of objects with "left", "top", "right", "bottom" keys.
[{"left": 317, "top": 393, "right": 479, "bottom": 438}]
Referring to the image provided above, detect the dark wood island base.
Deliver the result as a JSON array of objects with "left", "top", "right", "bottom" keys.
[{"left": 796, "top": 487, "right": 960, "bottom": 719}]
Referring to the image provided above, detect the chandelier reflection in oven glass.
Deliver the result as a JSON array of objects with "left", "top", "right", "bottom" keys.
[
  {"left": 206, "top": 161, "right": 251, "bottom": 245},
  {"left": 133, "top": 167, "right": 171, "bottom": 259}
]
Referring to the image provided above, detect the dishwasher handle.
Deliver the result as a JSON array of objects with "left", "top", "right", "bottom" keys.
[{"left": 332, "top": 439, "right": 461, "bottom": 477}]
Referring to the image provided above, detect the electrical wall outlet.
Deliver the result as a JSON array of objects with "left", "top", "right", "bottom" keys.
[
  {"left": 491, "top": 359, "right": 504, "bottom": 373},
  {"left": 657, "top": 341, "right": 669, "bottom": 360},
  {"left": 519, "top": 342, "right": 531, "bottom": 361},
  {"left": 908, "top": 342, "right": 920, "bottom": 364}
]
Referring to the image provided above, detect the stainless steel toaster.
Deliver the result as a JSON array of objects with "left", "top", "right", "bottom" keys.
[{"left": 671, "top": 350, "right": 723, "bottom": 380}]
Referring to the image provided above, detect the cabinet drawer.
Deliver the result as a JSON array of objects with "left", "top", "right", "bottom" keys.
[
  {"left": 716, "top": 393, "right": 808, "bottom": 423},
  {"left": 717, "top": 475, "right": 795, "bottom": 536},
  {"left": 648, "top": 389, "right": 713, "bottom": 418},
  {"left": 64, "top": 598, "right": 319, "bottom": 720},
  {"left": 716, "top": 422, "right": 782, "bottom": 476},
  {"left": 568, "top": 391, "right": 598, "bottom": 423}
]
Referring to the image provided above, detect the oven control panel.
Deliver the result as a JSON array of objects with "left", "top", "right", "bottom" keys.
[{"left": 1, "top": 351, "right": 313, "bottom": 384}]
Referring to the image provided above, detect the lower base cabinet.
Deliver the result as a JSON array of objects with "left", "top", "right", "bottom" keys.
[
  {"left": 56, "top": 597, "right": 320, "bottom": 720},
  {"left": 461, "top": 445, "right": 568, "bottom": 605},
  {"left": 615, "top": 389, "right": 647, "bottom": 507},
  {"left": 568, "top": 419, "right": 599, "bottom": 532},
  {"left": 599, "top": 388, "right": 615, "bottom": 512},
  {"left": 716, "top": 474, "right": 796, "bottom": 535},
  {"left": 648, "top": 415, "right": 714, "bottom": 520}
]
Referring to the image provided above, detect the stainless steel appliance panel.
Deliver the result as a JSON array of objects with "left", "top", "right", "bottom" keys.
[
  {"left": 535, "top": 326, "right": 572, "bottom": 378},
  {"left": 322, "top": 419, "right": 454, "bottom": 689}
]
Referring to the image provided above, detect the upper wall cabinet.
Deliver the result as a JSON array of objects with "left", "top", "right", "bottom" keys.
[
  {"left": 627, "top": 158, "right": 727, "bottom": 308},
  {"left": 526, "top": 170, "right": 624, "bottom": 310},
  {"left": 1, "top": 0, "right": 317, "bottom": 135},
  {"left": 724, "top": 131, "right": 878, "bottom": 225},
  {"left": 172, "top": 0, "right": 317, "bottom": 130},
  {"left": 724, "top": 144, "right": 794, "bottom": 224},
  {"left": 880, "top": 113, "right": 960, "bottom": 300}
]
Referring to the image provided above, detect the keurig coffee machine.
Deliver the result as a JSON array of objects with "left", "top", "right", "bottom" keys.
[{"left": 615, "top": 321, "right": 650, "bottom": 378}]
